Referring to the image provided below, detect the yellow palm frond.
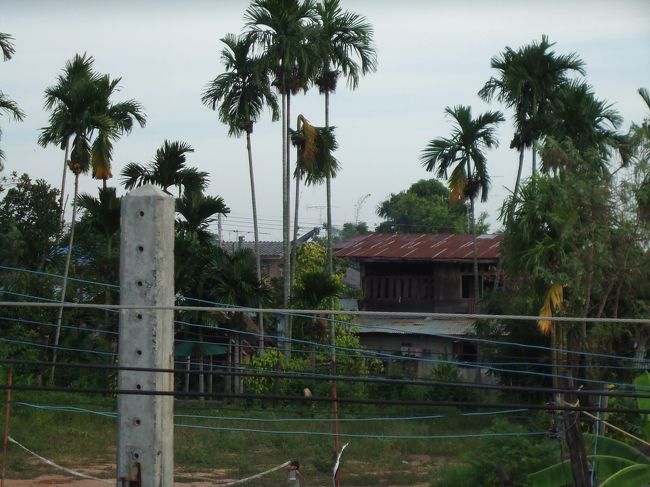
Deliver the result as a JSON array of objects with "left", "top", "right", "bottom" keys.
[
  {"left": 301, "top": 118, "right": 317, "bottom": 169},
  {"left": 537, "top": 282, "right": 564, "bottom": 335}
]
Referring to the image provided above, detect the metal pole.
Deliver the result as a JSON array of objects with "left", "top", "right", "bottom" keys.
[
  {"left": 1, "top": 367, "right": 13, "bottom": 487},
  {"left": 117, "top": 185, "right": 175, "bottom": 487}
]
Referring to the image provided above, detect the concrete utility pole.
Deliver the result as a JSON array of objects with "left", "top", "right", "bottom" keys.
[{"left": 117, "top": 185, "right": 175, "bottom": 487}]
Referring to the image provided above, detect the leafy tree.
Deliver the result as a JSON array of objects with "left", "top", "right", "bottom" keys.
[
  {"left": 421, "top": 105, "right": 504, "bottom": 301},
  {"left": 0, "top": 174, "right": 59, "bottom": 270},
  {"left": 479, "top": 35, "right": 585, "bottom": 199},
  {"left": 245, "top": 0, "right": 319, "bottom": 308},
  {"left": 121, "top": 140, "right": 208, "bottom": 197},
  {"left": 312, "top": 0, "right": 377, "bottom": 276},
  {"left": 0, "top": 32, "right": 25, "bottom": 169},
  {"left": 0, "top": 174, "right": 60, "bottom": 380},
  {"left": 375, "top": 178, "right": 489, "bottom": 234}
]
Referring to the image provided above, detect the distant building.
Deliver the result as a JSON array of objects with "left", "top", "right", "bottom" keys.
[
  {"left": 334, "top": 233, "right": 502, "bottom": 378},
  {"left": 220, "top": 227, "right": 320, "bottom": 279}
]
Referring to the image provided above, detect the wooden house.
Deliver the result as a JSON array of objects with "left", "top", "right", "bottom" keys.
[{"left": 334, "top": 233, "right": 502, "bottom": 377}]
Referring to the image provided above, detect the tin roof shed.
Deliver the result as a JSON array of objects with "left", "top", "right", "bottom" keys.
[{"left": 334, "top": 233, "right": 501, "bottom": 262}]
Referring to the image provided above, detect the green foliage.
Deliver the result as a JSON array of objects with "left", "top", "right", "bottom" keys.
[
  {"left": 529, "top": 434, "right": 650, "bottom": 487},
  {"left": 432, "top": 418, "right": 557, "bottom": 487},
  {"left": 376, "top": 178, "right": 487, "bottom": 234},
  {"left": 0, "top": 173, "right": 59, "bottom": 269}
]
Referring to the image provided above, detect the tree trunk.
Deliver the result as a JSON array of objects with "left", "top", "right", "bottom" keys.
[
  {"left": 288, "top": 167, "right": 301, "bottom": 358},
  {"left": 51, "top": 171, "right": 80, "bottom": 384},
  {"left": 325, "top": 89, "right": 333, "bottom": 279},
  {"left": 246, "top": 130, "right": 264, "bottom": 353},
  {"left": 282, "top": 92, "right": 291, "bottom": 312},
  {"left": 58, "top": 137, "right": 70, "bottom": 229}
]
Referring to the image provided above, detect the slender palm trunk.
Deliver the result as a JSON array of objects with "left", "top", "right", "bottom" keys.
[
  {"left": 326, "top": 86, "right": 340, "bottom": 485},
  {"left": 493, "top": 144, "right": 526, "bottom": 290},
  {"left": 285, "top": 93, "right": 294, "bottom": 359},
  {"left": 51, "top": 171, "right": 80, "bottom": 384},
  {"left": 325, "top": 89, "right": 333, "bottom": 278},
  {"left": 58, "top": 138, "right": 70, "bottom": 229},
  {"left": 289, "top": 163, "right": 301, "bottom": 357},
  {"left": 282, "top": 92, "right": 290, "bottom": 311},
  {"left": 246, "top": 130, "right": 264, "bottom": 353}
]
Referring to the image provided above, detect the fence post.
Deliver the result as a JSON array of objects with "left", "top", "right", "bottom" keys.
[{"left": 117, "top": 185, "right": 174, "bottom": 486}]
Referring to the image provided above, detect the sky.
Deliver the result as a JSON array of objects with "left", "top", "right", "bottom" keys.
[{"left": 2, "top": 0, "right": 649, "bottom": 241}]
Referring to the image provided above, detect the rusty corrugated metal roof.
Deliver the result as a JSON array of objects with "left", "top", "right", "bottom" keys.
[{"left": 334, "top": 233, "right": 501, "bottom": 261}]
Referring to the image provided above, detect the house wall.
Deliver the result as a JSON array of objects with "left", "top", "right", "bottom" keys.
[
  {"left": 359, "top": 333, "right": 475, "bottom": 378},
  {"left": 360, "top": 261, "right": 495, "bottom": 313}
]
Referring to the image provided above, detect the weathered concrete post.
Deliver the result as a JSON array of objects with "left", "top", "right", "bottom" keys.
[{"left": 117, "top": 185, "right": 174, "bottom": 486}]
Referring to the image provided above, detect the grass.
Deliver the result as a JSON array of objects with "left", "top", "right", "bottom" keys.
[{"left": 1, "top": 391, "right": 538, "bottom": 486}]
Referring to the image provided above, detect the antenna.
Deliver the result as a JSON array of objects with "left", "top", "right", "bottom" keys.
[{"left": 354, "top": 194, "right": 371, "bottom": 223}]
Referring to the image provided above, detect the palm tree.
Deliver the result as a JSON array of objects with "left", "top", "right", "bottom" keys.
[
  {"left": 202, "top": 33, "right": 279, "bottom": 348},
  {"left": 39, "top": 54, "right": 96, "bottom": 222},
  {"left": 39, "top": 54, "right": 146, "bottom": 221},
  {"left": 421, "top": 105, "right": 504, "bottom": 305},
  {"left": 0, "top": 32, "right": 25, "bottom": 170},
  {"left": 245, "top": 0, "right": 318, "bottom": 309},
  {"left": 121, "top": 140, "right": 208, "bottom": 196},
  {"left": 542, "top": 81, "right": 627, "bottom": 175},
  {"left": 290, "top": 114, "right": 338, "bottom": 286},
  {"left": 176, "top": 190, "right": 229, "bottom": 245},
  {"left": 313, "top": 0, "right": 376, "bottom": 276},
  {"left": 478, "top": 35, "right": 585, "bottom": 200},
  {"left": 88, "top": 74, "right": 146, "bottom": 188},
  {"left": 289, "top": 114, "right": 338, "bottom": 352}
]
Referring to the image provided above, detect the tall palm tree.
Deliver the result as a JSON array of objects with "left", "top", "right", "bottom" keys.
[
  {"left": 202, "top": 33, "right": 279, "bottom": 348},
  {"left": 421, "top": 105, "right": 504, "bottom": 305},
  {"left": 0, "top": 32, "right": 25, "bottom": 170},
  {"left": 478, "top": 36, "right": 585, "bottom": 200},
  {"left": 313, "top": 0, "right": 376, "bottom": 276},
  {"left": 245, "top": 0, "right": 318, "bottom": 309},
  {"left": 121, "top": 140, "right": 208, "bottom": 196},
  {"left": 39, "top": 54, "right": 96, "bottom": 222}
]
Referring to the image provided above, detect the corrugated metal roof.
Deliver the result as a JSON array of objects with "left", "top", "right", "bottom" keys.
[
  {"left": 221, "top": 241, "right": 284, "bottom": 256},
  {"left": 353, "top": 316, "right": 474, "bottom": 336},
  {"left": 334, "top": 233, "right": 501, "bottom": 261}
]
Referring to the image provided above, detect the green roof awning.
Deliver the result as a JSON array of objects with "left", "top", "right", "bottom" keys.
[{"left": 174, "top": 342, "right": 228, "bottom": 357}]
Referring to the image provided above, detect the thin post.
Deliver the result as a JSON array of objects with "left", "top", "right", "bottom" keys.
[
  {"left": 117, "top": 185, "right": 174, "bottom": 487},
  {"left": 331, "top": 323, "right": 341, "bottom": 487},
  {"left": 1, "top": 367, "right": 13, "bottom": 487}
]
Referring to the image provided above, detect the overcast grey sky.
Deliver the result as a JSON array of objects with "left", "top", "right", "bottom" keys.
[{"left": 2, "top": 0, "right": 649, "bottom": 240}]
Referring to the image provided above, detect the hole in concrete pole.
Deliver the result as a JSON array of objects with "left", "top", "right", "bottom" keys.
[
  {"left": 134, "top": 418, "right": 141, "bottom": 426},
  {"left": 134, "top": 453, "right": 140, "bottom": 459},
  {"left": 139, "top": 211, "right": 144, "bottom": 217},
  {"left": 136, "top": 384, "right": 142, "bottom": 390},
  {"left": 137, "top": 281, "right": 143, "bottom": 287},
  {"left": 137, "top": 245, "right": 144, "bottom": 252},
  {"left": 137, "top": 313, "right": 143, "bottom": 320},
  {"left": 136, "top": 349, "right": 142, "bottom": 355}
]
